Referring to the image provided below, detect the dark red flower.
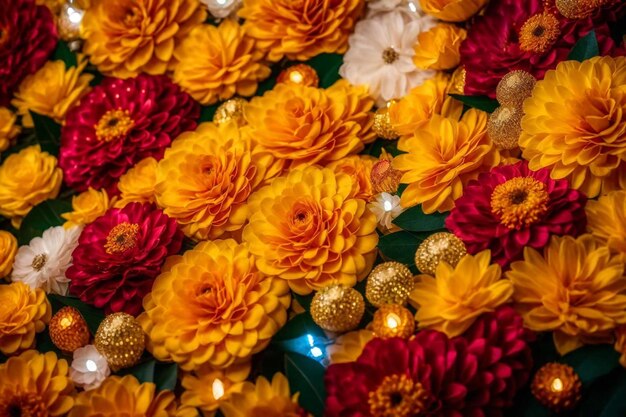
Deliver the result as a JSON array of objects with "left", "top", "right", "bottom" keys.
[
  {"left": 0, "top": 0, "right": 57, "bottom": 106},
  {"left": 59, "top": 74, "right": 199, "bottom": 193},
  {"left": 445, "top": 161, "right": 587, "bottom": 268},
  {"left": 68, "top": 203, "right": 183, "bottom": 316}
]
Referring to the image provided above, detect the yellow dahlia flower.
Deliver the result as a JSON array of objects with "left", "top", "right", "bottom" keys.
[
  {"left": 115, "top": 157, "right": 158, "bottom": 208},
  {"left": 12, "top": 59, "right": 93, "bottom": 128},
  {"left": 409, "top": 250, "right": 513, "bottom": 338},
  {"left": 243, "top": 166, "right": 378, "bottom": 294},
  {"left": 139, "top": 239, "right": 291, "bottom": 370},
  {"left": 155, "top": 122, "right": 275, "bottom": 241},
  {"left": 244, "top": 81, "right": 374, "bottom": 173},
  {"left": 0, "top": 145, "right": 63, "bottom": 228},
  {"left": 0, "top": 351, "right": 73, "bottom": 416},
  {"left": 327, "top": 155, "right": 377, "bottom": 201},
  {"left": 239, "top": 0, "right": 364, "bottom": 62},
  {"left": 521, "top": 56, "right": 626, "bottom": 197},
  {"left": 586, "top": 190, "right": 626, "bottom": 260},
  {"left": 220, "top": 373, "right": 306, "bottom": 417},
  {"left": 413, "top": 23, "right": 467, "bottom": 71},
  {"left": 0, "top": 230, "right": 17, "bottom": 280},
  {"left": 419, "top": 0, "right": 488, "bottom": 21},
  {"left": 173, "top": 20, "right": 271, "bottom": 105},
  {"left": 0, "top": 282, "right": 51, "bottom": 355},
  {"left": 507, "top": 234, "right": 626, "bottom": 355},
  {"left": 62, "top": 187, "right": 114, "bottom": 228},
  {"left": 70, "top": 375, "right": 176, "bottom": 417},
  {"left": 0, "top": 107, "right": 20, "bottom": 152},
  {"left": 82, "top": 0, "right": 206, "bottom": 78},
  {"left": 327, "top": 329, "right": 374, "bottom": 364},
  {"left": 394, "top": 110, "right": 500, "bottom": 213}
]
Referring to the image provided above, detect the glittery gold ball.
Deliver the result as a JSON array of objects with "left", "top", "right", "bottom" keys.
[
  {"left": 449, "top": 66, "right": 466, "bottom": 95},
  {"left": 49, "top": 306, "right": 90, "bottom": 352},
  {"left": 373, "top": 105, "right": 399, "bottom": 140},
  {"left": 310, "top": 285, "right": 365, "bottom": 333},
  {"left": 371, "top": 304, "right": 415, "bottom": 339},
  {"left": 531, "top": 363, "right": 582, "bottom": 413},
  {"left": 277, "top": 64, "right": 319, "bottom": 88},
  {"left": 57, "top": 2, "right": 85, "bottom": 41},
  {"left": 213, "top": 98, "right": 247, "bottom": 127},
  {"left": 365, "top": 262, "right": 415, "bottom": 307},
  {"left": 496, "top": 70, "right": 536, "bottom": 108},
  {"left": 555, "top": 0, "right": 599, "bottom": 19},
  {"left": 370, "top": 157, "right": 403, "bottom": 195},
  {"left": 415, "top": 232, "right": 467, "bottom": 275},
  {"left": 487, "top": 106, "right": 523, "bottom": 150},
  {"left": 94, "top": 312, "right": 145, "bottom": 370}
]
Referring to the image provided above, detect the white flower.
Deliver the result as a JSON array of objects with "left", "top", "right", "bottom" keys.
[
  {"left": 201, "top": 0, "right": 242, "bottom": 18},
  {"left": 339, "top": 10, "right": 436, "bottom": 106},
  {"left": 366, "top": 0, "right": 424, "bottom": 17},
  {"left": 70, "top": 345, "right": 110, "bottom": 391},
  {"left": 11, "top": 225, "right": 82, "bottom": 295},
  {"left": 367, "top": 192, "right": 406, "bottom": 230}
]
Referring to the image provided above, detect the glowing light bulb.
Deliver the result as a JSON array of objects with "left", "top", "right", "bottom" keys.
[
  {"left": 290, "top": 71, "right": 304, "bottom": 84},
  {"left": 385, "top": 313, "right": 401, "bottom": 329},
  {"left": 306, "top": 334, "right": 315, "bottom": 346},
  {"left": 60, "top": 316, "right": 73, "bottom": 329},
  {"left": 212, "top": 378, "right": 225, "bottom": 400},
  {"left": 67, "top": 7, "right": 83, "bottom": 24},
  {"left": 217, "top": 0, "right": 227, "bottom": 3},
  {"left": 310, "top": 347, "right": 323, "bottom": 358},
  {"left": 551, "top": 377, "right": 563, "bottom": 392},
  {"left": 407, "top": 1, "right": 418, "bottom": 13},
  {"left": 383, "top": 199, "right": 393, "bottom": 212},
  {"left": 85, "top": 359, "right": 98, "bottom": 372}
]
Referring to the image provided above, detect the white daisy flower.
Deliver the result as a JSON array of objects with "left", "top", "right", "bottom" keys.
[
  {"left": 70, "top": 345, "right": 111, "bottom": 391},
  {"left": 367, "top": 192, "right": 406, "bottom": 231}
]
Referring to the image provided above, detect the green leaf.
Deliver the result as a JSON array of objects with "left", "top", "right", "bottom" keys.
[
  {"left": 307, "top": 53, "right": 343, "bottom": 88},
  {"left": 294, "top": 293, "right": 313, "bottom": 311},
  {"left": 393, "top": 205, "right": 448, "bottom": 232},
  {"left": 568, "top": 30, "right": 599, "bottom": 62},
  {"left": 449, "top": 94, "right": 499, "bottom": 113},
  {"left": 284, "top": 353, "right": 326, "bottom": 417},
  {"left": 272, "top": 313, "right": 325, "bottom": 342},
  {"left": 30, "top": 112, "right": 62, "bottom": 155},
  {"left": 562, "top": 344, "right": 620, "bottom": 386},
  {"left": 597, "top": 372, "right": 626, "bottom": 417},
  {"left": 35, "top": 328, "right": 65, "bottom": 357},
  {"left": 198, "top": 104, "right": 220, "bottom": 123},
  {"left": 48, "top": 294, "right": 106, "bottom": 335},
  {"left": 128, "top": 359, "right": 156, "bottom": 383},
  {"left": 52, "top": 41, "right": 78, "bottom": 68},
  {"left": 154, "top": 362, "right": 178, "bottom": 391},
  {"left": 18, "top": 199, "right": 72, "bottom": 245},
  {"left": 377, "top": 231, "right": 427, "bottom": 269}
]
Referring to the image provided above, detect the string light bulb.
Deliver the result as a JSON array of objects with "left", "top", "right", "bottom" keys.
[
  {"left": 372, "top": 305, "right": 415, "bottom": 339},
  {"left": 212, "top": 378, "right": 225, "bottom": 400},
  {"left": 531, "top": 363, "right": 581, "bottom": 412},
  {"left": 49, "top": 306, "right": 90, "bottom": 352}
]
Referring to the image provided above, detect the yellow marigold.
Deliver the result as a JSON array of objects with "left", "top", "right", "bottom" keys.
[
  {"left": 521, "top": 56, "right": 626, "bottom": 198},
  {"left": 419, "top": 0, "right": 488, "bottom": 21},
  {"left": 82, "top": 0, "right": 206, "bottom": 78},
  {"left": 409, "top": 250, "right": 513, "bottom": 338},
  {"left": 155, "top": 122, "right": 275, "bottom": 240},
  {"left": 12, "top": 59, "right": 93, "bottom": 128},
  {"left": 243, "top": 166, "right": 379, "bottom": 294},
  {"left": 0, "top": 107, "right": 20, "bottom": 152},
  {"left": 327, "top": 155, "right": 377, "bottom": 201},
  {"left": 413, "top": 23, "right": 467, "bottom": 71},
  {"left": 507, "top": 234, "right": 626, "bottom": 355},
  {"left": 586, "top": 191, "right": 626, "bottom": 260},
  {"left": 0, "top": 282, "right": 51, "bottom": 355},
  {"left": 244, "top": 81, "right": 375, "bottom": 173},
  {"left": 70, "top": 375, "right": 176, "bottom": 417},
  {"left": 0, "top": 230, "right": 17, "bottom": 280},
  {"left": 115, "top": 157, "right": 158, "bottom": 208},
  {"left": 0, "top": 351, "right": 73, "bottom": 416},
  {"left": 327, "top": 329, "right": 374, "bottom": 364},
  {"left": 239, "top": 0, "right": 364, "bottom": 62},
  {"left": 219, "top": 373, "right": 306, "bottom": 417},
  {"left": 173, "top": 20, "right": 271, "bottom": 106},
  {"left": 0, "top": 145, "right": 63, "bottom": 228},
  {"left": 393, "top": 110, "right": 500, "bottom": 213},
  {"left": 61, "top": 187, "right": 113, "bottom": 228},
  {"left": 139, "top": 239, "right": 291, "bottom": 370}
]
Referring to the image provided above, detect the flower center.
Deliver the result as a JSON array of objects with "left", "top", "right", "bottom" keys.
[
  {"left": 104, "top": 222, "right": 140, "bottom": 255},
  {"left": 124, "top": 6, "right": 143, "bottom": 26},
  {"left": 382, "top": 47, "right": 400, "bottom": 64},
  {"left": 491, "top": 177, "right": 550, "bottom": 229},
  {"left": 519, "top": 12, "right": 561, "bottom": 53},
  {"left": 368, "top": 374, "right": 430, "bottom": 417},
  {"left": 0, "top": 392, "right": 47, "bottom": 417},
  {"left": 95, "top": 109, "right": 134, "bottom": 142},
  {"left": 31, "top": 254, "right": 47, "bottom": 271}
]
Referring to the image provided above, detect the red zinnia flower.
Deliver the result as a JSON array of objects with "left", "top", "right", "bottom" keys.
[
  {"left": 68, "top": 202, "right": 183, "bottom": 316},
  {"left": 59, "top": 74, "right": 199, "bottom": 193},
  {"left": 445, "top": 161, "right": 587, "bottom": 268},
  {"left": 0, "top": 0, "right": 57, "bottom": 106}
]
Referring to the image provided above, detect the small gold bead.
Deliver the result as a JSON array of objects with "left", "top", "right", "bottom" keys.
[
  {"left": 365, "top": 262, "right": 415, "bottom": 307},
  {"left": 415, "top": 232, "right": 467, "bottom": 275},
  {"left": 311, "top": 285, "right": 365, "bottom": 333},
  {"left": 277, "top": 64, "right": 319, "bottom": 87}
]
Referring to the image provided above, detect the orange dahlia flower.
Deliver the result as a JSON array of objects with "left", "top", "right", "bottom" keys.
[
  {"left": 327, "top": 155, "right": 377, "bottom": 201},
  {"left": 586, "top": 190, "right": 626, "bottom": 260},
  {"left": 139, "top": 239, "right": 291, "bottom": 370},
  {"left": 115, "top": 157, "right": 158, "bottom": 208},
  {"left": 243, "top": 166, "right": 379, "bottom": 294},
  {"left": 0, "top": 230, "right": 17, "bottom": 280},
  {"left": 419, "top": 0, "right": 488, "bottom": 21},
  {"left": 413, "top": 23, "right": 467, "bottom": 71},
  {"left": 62, "top": 187, "right": 114, "bottom": 228},
  {"left": 0, "top": 107, "right": 20, "bottom": 152},
  {"left": 82, "top": 0, "right": 206, "bottom": 78},
  {"left": 507, "top": 234, "right": 626, "bottom": 355},
  {"left": 239, "top": 0, "right": 365, "bottom": 62}
]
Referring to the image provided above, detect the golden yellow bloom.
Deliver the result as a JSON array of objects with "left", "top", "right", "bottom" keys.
[
  {"left": 0, "top": 145, "right": 63, "bottom": 228},
  {"left": 239, "top": 0, "right": 364, "bottom": 62},
  {"left": 82, "top": 0, "right": 206, "bottom": 78},
  {"left": 413, "top": 23, "right": 467, "bottom": 71},
  {"left": 327, "top": 155, "right": 377, "bottom": 201},
  {"left": 586, "top": 191, "right": 626, "bottom": 260},
  {"left": 61, "top": 187, "right": 113, "bottom": 228},
  {"left": 521, "top": 56, "right": 626, "bottom": 197},
  {"left": 0, "top": 107, "right": 20, "bottom": 152},
  {"left": 220, "top": 373, "right": 305, "bottom": 417},
  {"left": 173, "top": 20, "right": 271, "bottom": 105},
  {"left": 0, "top": 283, "right": 51, "bottom": 355},
  {"left": 419, "top": 0, "right": 488, "bottom": 21},
  {"left": 0, "top": 230, "right": 17, "bottom": 280},
  {"left": 12, "top": 59, "right": 93, "bottom": 128},
  {"left": 0, "top": 351, "right": 73, "bottom": 417},
  {"left": 409, "top": 250, "right": 513, "bottom": 338},
  {"left": 243, "top": 166, "right": 378, "bottom": 294},
  {"left": 115, "top": 157, "right": 158, "bottom": 208},
  {"left": 70, "top": 375, "right": 176, "bottom": 417},
  {"left": 139, "top": 239, "right": 291, "bottom": 370},
  {"left": 327, "top": 329, "right": 374, "bottom": 364},
  {"left": 155, "top": 122, "right": 275, "bottom": 240},
  {"left": 394, "top": 110, "right": 500, "bottom": 213},
  {"left": 244, "top": 81, "right": 374, "bottom": 173},
  {"left": 507, "top": 234, "right": 626, "bottom": 355}
]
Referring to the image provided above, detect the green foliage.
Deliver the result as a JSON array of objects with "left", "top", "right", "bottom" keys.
[
  {"left": 31, "top": 111, "right": 62, "bottom": 156},
  {"left": 448, "top": 94, "right": 499, "bottom": 113},
  {"left": 18, "top": 199, "right": 71, "bottom": 245},
  {"left": 392, "top": 205, "right": 448, "bottom": 232},
  {"left": 119, "top": 359, "right": 179, "bottom": 392},
  {"left": 285, "top": 352, "right": 326, "bottom": 417},
  {"left": 563, "top": 344, "right": 620, "bottom": 387},
  {"left": 568, "top": 30, "right": 599, "bottom": 62},
  {"left": 52, "top": 41, "right": 78, "bottom": 68},
  {"left": 377, "top": 231, "right": 429, "bottom": 273},
  {"left": 306, "top": 53, "right": 343, "bottom": 88}
]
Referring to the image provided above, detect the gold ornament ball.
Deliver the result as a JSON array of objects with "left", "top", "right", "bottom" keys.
[
  {"left": 496, "top": 70, "right": 536, "bottom": 108},
  {"left": 487, "top": 106, "right": 524, "bottom": 150},
  {"left": 415, "top": 232, "right": 467, "bottom": 275},
  {"left": 365, "top": 262, "right": 415, "bottom": 307},
  {"left": 277, "top": 64, "right": 319, "bottom": 88},
  {"left": 49, "top": 306, "right": 90, "bottom": 352},
  {"left": 213, "top": 98, "right": 247, "bottom": 127},
  {"left": 373, "top": 104, "right": 399, "bottom": 140},
  {"left": 372, "top": 304, "right": 415, "bottom": 339},
  {"left": 555, "top": 0, "right": 601, "bottom": 19},
  {"left": 311, "top": 285, "right": 365, "bottom": 333},
  {"left": 531, "top": 363, "right": 582, "bottom": 413},
  {"left": 95, "top": 312, "right": 145, "bottom": 370}
]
